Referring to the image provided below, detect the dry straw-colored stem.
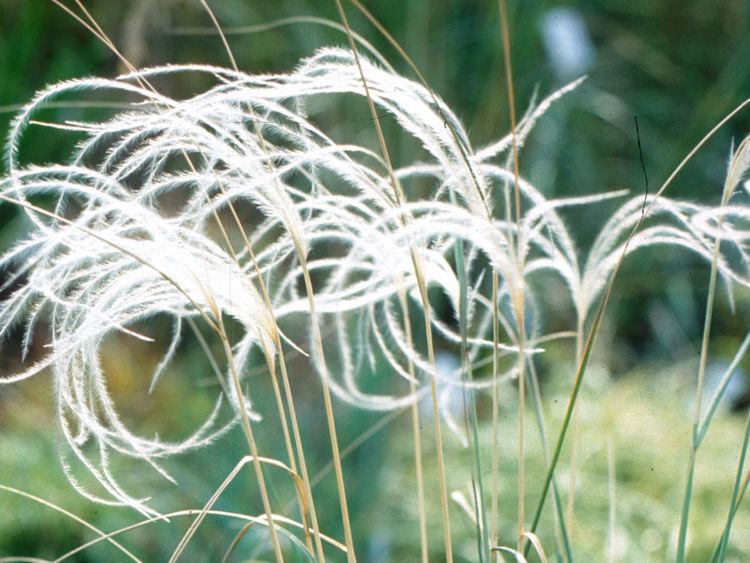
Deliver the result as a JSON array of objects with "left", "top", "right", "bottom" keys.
[
  {"left": 497, "top": 0, "right": 527, "bottom": 548},
  {"left": 334, "top": 1, "right": 456, "bottom": 560},
  {"left": 43, "top": 4, "right": 305, "bottom": 559},
  {"left": 194, "top": 2, "right": 328, "bottom": 557}
]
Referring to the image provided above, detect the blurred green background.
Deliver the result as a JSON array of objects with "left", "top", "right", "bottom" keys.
[{"left": 2, "top": 0, "right": 750, "bottom": 561}]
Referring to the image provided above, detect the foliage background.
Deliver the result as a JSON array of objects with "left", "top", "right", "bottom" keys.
[{"left": 1, "top": 0, "right": 750, "bottom": 561}]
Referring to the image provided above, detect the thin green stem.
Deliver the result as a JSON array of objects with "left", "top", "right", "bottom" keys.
[
  {"left": 697, "top": 331, "right": 750, "bottom": 446},
  {"left": 715, "top": 410, "right": 750, "bottom": 561},
  {"left": 527, "top": 360, "right": 573, "bottom": 562},
  {"left": 490, "top": 271, "right": 501, "bottom": 548},
  {"left": 710, "top": 459, "right": 750, "bottom": 561},
  {"left": 525, "top": 94, "right": 750, "bottom": 558},
  {"left": 677, "top": 143, "right": 734, "bottom": 562}
]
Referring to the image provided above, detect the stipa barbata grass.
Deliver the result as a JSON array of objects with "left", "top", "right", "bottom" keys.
[
  {"left": 2, "top": 45, "right": 750, "bottom": 556},
  {"left": 0, "top": 172, "right": 275, "bottom": 516}
]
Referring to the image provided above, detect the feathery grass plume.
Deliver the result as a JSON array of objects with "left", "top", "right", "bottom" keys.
[
  {"left": 0, "top": 48, "right": 583, "bottom": 533},
  {"left": 2, "top": 49, "right": 601, "bottom": 414},
  {"left": 3, "top": 43, "right": 750, "bottom": 558},
  {"left": 0, "top": 174, "right": 272, "bottom": 515}
]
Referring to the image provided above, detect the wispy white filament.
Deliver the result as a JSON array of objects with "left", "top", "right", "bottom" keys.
[{"left": 2, "top": 47, "right": 749, "bottom": 513}]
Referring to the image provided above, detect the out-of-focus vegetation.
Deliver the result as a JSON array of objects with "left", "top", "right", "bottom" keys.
[
  {"left": 6, "top": 365, "right": 750, "bottom": 561},
  {"left": 2, "top": 1, "right": 750, "bottom": 562}
]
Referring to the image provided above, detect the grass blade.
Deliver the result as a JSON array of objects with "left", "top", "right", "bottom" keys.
[{"left": 713, "top": 409, "right": 750, "bottom": 561}]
